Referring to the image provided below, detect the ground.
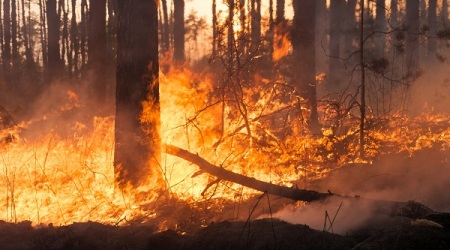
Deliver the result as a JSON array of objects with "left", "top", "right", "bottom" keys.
[{"left": 0, "top": 213, "right": 449, "bottom": 249}]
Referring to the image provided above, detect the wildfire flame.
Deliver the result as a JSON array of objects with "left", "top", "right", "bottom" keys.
[{"left": 0, "top": 62, "right": 449, "bottom": 228}]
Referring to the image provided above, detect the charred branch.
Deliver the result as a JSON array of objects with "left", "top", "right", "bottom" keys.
[{"left": 165, "top": 144, "right": 334, "bottom": 202}]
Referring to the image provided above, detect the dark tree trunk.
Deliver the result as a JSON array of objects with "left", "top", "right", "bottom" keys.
[
  {"left": 161, "top": 0, "right": 170, "bottom": 54},
  {"left": 238, "top": 0, "right": 246, "bottom": 53},
  {"left": 0, "top": 1, "right": 3, "bottom": 73},
  {"left": 39, "top": 0, "right": 48, "bottom": 70},
  {"left": 315, "top": 0, "right": 327, "bottom": 74},
  {"left": 329, "top": 0, "right": 343, "bottom": 91},
  {"left": 212, "top": 0, "right": 217, "bottom": 56},
  {"left": 21, "top": 0, "right": 34, "bottom": 73},
  {"left": 374, "top": 0, "right": 386, "bottom": 57},
  {"left": 173, "top": 0, "right": 185, "bottom": 62},
  {"left": 292, "top": 0, "right": 319, "bottom": 133},
  {"left": 250, "top": 0, "right": 261, "bottom": 49},
  {"left": 359, "top": 0, "right": 366, "bottom": 159},
  {"left": 80, "top": 0, "right": 87, "bottom": 68},
  {"left": 88, "top": 0, "right": 107, "bottom": 106},
  {"left": 443, "top": 0, "right": 449, "bottom": 23},
  {"left": 70, "top": 0, "right": 78, "bottom": 77},
  {"left": 344, "top": 0, "right": 357, "bottom": 57},
  {"left": 62, "top": 1, "right": 69, "bottom": 76},
  {"left": 46, "top": 0, "right": 61, "bottom": 82},
  {"left": 406, "top": 0, "right": 420, "bottom": 73},
  {"left": 275, "top": 0, "right": 284, "bottom": 24},
  {"left": 11, "top": 0, "right": 18, "bottom": 75},
  {"left": 3, "top": 0, "right": 11, "bottom": 83},
  {"left": 115, "top": 0, "right": 161, "bottom": 188},
  {"left": 427, "top": 0, "right": 437, "bottom": 60},
  {"left": 390, "top": 0, "right": 398, "bottom": 53},
  {"left": 227, "top": 0, "right": 234, "bottom": 55}
]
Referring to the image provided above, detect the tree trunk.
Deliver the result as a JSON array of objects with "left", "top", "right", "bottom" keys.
[
  {"left": 80, "top": 0, "right": 87, "bottom": 68},
  {"left": 359, "top": 0, "right": 366, "bottom": 159},
  {"left": 88, "top": 0, "right": 107, "bottom": 107},
  {"left": 238, "top": 0, "right": 246, "bottom": 53},
  {"left": 390, "top": 0, "right": 398, "bottom": 53},
  {"left": 329, "top": 0, "right": 343, "bottom": 91},
  {"left": 344, "top": 0, "right": 357, "bottom": 58},
  {"left": 0, "top": 0, "right": 3, "bottom": 74},
  {"left": 212, "top": 0, "right": 217, "bottom": 57},
  {"left": 227, "top": 0, "right": 234, "bottom": 56},
  {"left": 443, "top": 0, "right": 449, "bottom": 23},
  {"left": 11, "top": 0, "right": 18, "bottom": 75},
  {"left": 161, "top": 0, "right": 170, "bottom": 54},
  {"left": 292, "top": 0, "right": 320, "bottom": 133},
  {"left": 427, "top": 0, "right": 437, "bottom": 60},
  {"left": 250, "top": 0, "right": 261, "bottom": 50},
  {"left": 70, "top": 0, "right": 78, "bottom": 77},
  {"left": 61, "top": 0, "right": 69, "bottom": 76},
  {"left": 39, "top": 0, "right": 48, "bottom": 70},
  {"left": 405, "top": 0, "right": 420, "bottom": 74},
  {"left": 46, "top": 0, "right": 61, "bottom": 82},
  {"left": 275, "top": 0, "right": 284, "bottom": 24},
  {"left": 374, "top": 0, "right": 386, "bottom": 58},
  {"left": 173, "top": 0, "right": 185, "bottom": 62},
  {"left": 115, "top": 0, "right": 161, "bottom": 188},
  {"left": 3, "top": 0, "right": 11, "bottom": 84},
  {"left": 21, "top": 0, "right": 34, "bottom": 74}
]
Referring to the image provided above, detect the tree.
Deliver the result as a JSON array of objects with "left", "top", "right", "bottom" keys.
[
  {"left": 406, "top": 0, "right": 420, "bottom": 73},
  {"left": 46, "top": 0, "right": 61, "bottom": 82},
  {"left": 115, "top": 0, "right": 161, "bottom": 188},
  {"left": 88, "top": 0, "right": 107, "bottom": 106},
  {"left": 212, "top": 0, "right": 217, "bottom": 56},
  {"left": 11, "top": 0, "right": 18, "bottom": 75},
  {"left": 292, "top": 0, "right": 319, "bottom": 133},
  {"left": 161, "top": 0, "right": 170, "bottom": 54},
  {"left": 374, "top": 0, "right": 386, "bottom": 57},
  {"left": 70, "top": 0, "right": 79, "bottom": 77},
  {"left": 250, "top": 0, "right": 261, "bottom": 49},
  {"left": 276, "top": 0, "right": 284, "bottom": 24},
  {"left": 3, "top": 0, "right": 11, "bottom": 84},
  {"left": 344, "top": 0, "right": 357, "bottom": 57},
  {"left": 329, "top": 0, "right": 343, "bottom": 91},
  {"left": 173, "top": 0, "right": 185, "bottom": 62},
  {"left": 427, "top": 0, "right": 437, "bottom": 60}
]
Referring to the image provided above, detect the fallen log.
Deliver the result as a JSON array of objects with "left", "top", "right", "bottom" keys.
[
  {"left": 164, "top": 144, "right": 438, "bottom": 220},
  {"left": 165, "top": 144, "right": 333, "bottom": 202}
]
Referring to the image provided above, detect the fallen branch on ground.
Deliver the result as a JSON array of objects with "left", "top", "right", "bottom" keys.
[
  {"left": 165, "top": 144, "right": 333, "bottom": 202},
  {"left": 164, "top": 144, "right": 439, "bottom": 219}
]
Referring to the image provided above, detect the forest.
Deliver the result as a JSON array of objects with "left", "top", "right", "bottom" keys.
[{"left": 0, "top": 0, "right": 450, "bottom": 249}]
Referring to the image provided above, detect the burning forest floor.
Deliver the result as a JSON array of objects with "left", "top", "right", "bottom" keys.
[
  {"left": 0, "top": 147, "right": 449, "bottom": 249},
  {"left": 1, "top": 63, "right": 450, "bottom": 249}
]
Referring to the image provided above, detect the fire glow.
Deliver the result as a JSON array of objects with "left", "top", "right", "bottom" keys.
[{"left": 0, "top": 64, "right": 449, "bottom": 227}]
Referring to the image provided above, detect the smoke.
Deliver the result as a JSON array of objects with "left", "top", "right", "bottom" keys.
[{"left": 409, "top": 61, "right": 450, "bottom": 114}]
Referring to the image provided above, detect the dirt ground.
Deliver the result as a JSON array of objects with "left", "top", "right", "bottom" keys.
[{"left": 0, "top": 214, "right": 449, "bottom": 250}]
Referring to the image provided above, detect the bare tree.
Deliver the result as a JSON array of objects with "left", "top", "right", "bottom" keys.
[
  {"left": 276, "top": 0, "right": 284, "bottom": 24},
  {"left": 406, "top": 0, "right": 420, "bottom": 73},
  {"left": 250, "top": 0, "right": 261, "bottom": 49},
  {"left": 161, "top": 0, "right": 170, "bottom": 54},
  {"left": 329, "top": 0, "right": 343, "bottom": 91},
  {"left": 427, "top": 0, "right": 437, "bottom": 60},
  {"left": 115, "top": 0, "right": 161, "bottom": 188},
  {"left": 47, "top": 0, "right": 62, "bottom": 82},
  {"left": 173, "top": 0, "right": 185, "bottom": 62},
  {"left": 375, "top": 0, "right": 386, "bottom": 57},
  {"left": 88, "top": 0, "right": 107, "bottom": 106},
  {"left": 3, "top": 0, "right": 11, "bottom": 83},
  {"left": 292, "top": 0, "right": 319, "bottom": 133}
]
